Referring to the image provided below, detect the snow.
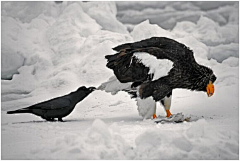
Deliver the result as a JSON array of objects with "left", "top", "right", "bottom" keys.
[
  {"left": 1, "top": 1, "right": 239, "bottom": 160},
  {"left": 80, "top": 1, "right": 128, "bottom": 34},
  {"left": 208, "top": 43, "right": 239, "bottom": 63},
  {"left": 1, "top": 1, "right": 61, "bottom": 23},
  {"left": 116, "top": 2, "right": 239, "bottom": 29},
  {"left": 1, "top": 48, "right": 24, "bottom": 80},
  {"left": 131, "top": 20, "right": 175, "bottom": 41},
  {"left": 29, "top": 119, "right": 135, "bottom": 159},
  {"left": 172, "top": 16, "right": 239, "bottom": 46},
  {"left": 222, "top": 57, "right": 239, "bottom": 67}
]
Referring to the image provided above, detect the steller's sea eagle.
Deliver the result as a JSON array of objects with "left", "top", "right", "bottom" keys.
[{"left": 98, "top": 37, "right": 216, "bottom": 119}]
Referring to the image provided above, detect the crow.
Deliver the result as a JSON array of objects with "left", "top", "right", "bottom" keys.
[{"left": 7, "top": 86, "right": 96, "bottom": 122}]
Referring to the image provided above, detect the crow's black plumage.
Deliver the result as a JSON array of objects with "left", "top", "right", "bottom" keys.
[
  {"left": 7, "top": 86, "right": 96, "bottom": 121},
  {"left": 105, "top": 37, "right": 217, "bottom": 118}
]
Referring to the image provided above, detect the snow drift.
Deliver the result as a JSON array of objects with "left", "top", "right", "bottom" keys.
[
  {"left": 116, "top": 1, "right": 239, "bottom": 30},
  {"left": 29, "top": 119, "right": 238, "bottom": 160}
]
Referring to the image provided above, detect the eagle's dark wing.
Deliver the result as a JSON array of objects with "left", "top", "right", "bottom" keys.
[
  {"left": 113, "top": 37, "right": 175, "bottom": 51},
  {"left": 26, "top": 97, "right": 71, "bottom": 110},
  {"left": 106, "top": 38, "right": 194, "bottom": 83},
  {"left": 105, "top": 37, "right": 198, "bottom": 100},
  {"left": 106, "top": 47, "right": 154, "bottom": 83},
  {"left": 111, "top": 37, "right": 195, "bottom": 64}
]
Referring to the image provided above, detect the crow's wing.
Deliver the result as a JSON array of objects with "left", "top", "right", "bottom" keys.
[{"left": 27, "top": 97, "right": 71, "bottom": 110}]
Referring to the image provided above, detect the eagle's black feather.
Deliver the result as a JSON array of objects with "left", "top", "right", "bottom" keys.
[{"left": 106, "top": 37, "right": 217, "bottom": 101}]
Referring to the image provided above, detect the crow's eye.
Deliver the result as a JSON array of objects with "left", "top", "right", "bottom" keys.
[{"left": 79, "top": 86, "right": 87, "bottom": 90}]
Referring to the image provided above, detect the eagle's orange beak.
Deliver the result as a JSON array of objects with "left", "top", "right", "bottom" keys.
[{"left": 206, "top": 81, "right": 214, "bottom": 97}]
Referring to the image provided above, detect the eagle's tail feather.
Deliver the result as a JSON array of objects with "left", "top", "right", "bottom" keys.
[
  {"left": 105, "top": 54, "right": 119, "bottom": 69},
  {"left": 106, "top": 52, "right": 133, "bottom": 70}
]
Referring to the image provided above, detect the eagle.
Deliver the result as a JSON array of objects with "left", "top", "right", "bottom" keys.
[{"left": 98, "top": 37, "right": 216, "bottom": 119}]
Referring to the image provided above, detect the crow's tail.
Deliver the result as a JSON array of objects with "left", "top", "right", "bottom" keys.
[{"left": 7, "top": 109, "right": 32, "bottom": 114}]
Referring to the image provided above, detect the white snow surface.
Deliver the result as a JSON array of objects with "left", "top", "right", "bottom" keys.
[
  {"left": 1, "top": 1, "right": 239, "bottom": 160},
  {"left": 116, "top": 2, "right": 239, "bottom": 30}
]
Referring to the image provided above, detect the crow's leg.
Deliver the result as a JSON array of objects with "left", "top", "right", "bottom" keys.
[
  {"left": 160, "top": 91, "right": 172, "bottom": 117},
  {"left": 58, "top": 118, "right": 63, "bottom": 122},
  {"left": 45, "top": 118, "right": 55, "bottom": 121}
]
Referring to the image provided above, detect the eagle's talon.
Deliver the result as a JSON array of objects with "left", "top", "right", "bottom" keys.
[
  {"left": 153, "top": 114, "right": 157, "bottom": 119},
  {"left": 166, "top": 110, "right": 172, "bottom": 117}
]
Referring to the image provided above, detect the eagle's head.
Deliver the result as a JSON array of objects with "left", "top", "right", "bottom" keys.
[{"left": 193, "top": 65, "right": 217, "bottom": 97}]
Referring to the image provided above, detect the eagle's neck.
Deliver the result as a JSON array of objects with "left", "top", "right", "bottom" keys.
[{"left": 169, "top": 63, "right": 213, "bottom": 92}]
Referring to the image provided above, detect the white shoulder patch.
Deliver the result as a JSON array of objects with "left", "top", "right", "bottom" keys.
[{"left": 133, "top": 52, "right": 173, "bottom": 80}]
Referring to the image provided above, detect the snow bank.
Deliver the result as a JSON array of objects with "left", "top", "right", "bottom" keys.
[
  {"left": 1, "top": 14, "right": 54, "bottom": 81},
  {"left": 30, "top": 119, "right": 238, "bottom": 160},
  {"left": 31, "top": 119, "right": 135, "bottom": 160},
  {"left": 80, "top": 2, "right": 128, "bottom": 34},
  {"left": 131, "top": 20, "right": 175, "bottom": 41},
  {"left": 47, "top": 3, "right": 101, "bottom": 64},
  {"left": 2, "top": 66, "right": 39, "bottom": 95},
  {"left": 135, "top": 119, "right": 238, "bottom": 159},
  {"left": 208, "top": 43, "right": 239, "bottom": 62},
  {"left": 116, "top": 1, "right": 236, "bottom": 12},
  {"left": 1, "top": 48, "right": 24, "bottom": 80},
  {"left": 173, "top": 16, "right": 239, "bottom": 46},
  {"left": 1, "top": 2, "right": 131, "bottom": 104},
  {"left": 116, "top": 2, "right": 238, "bottom": 29},
  {"left": 222, "top": 57, "right": 239, "bottom": 67},
  {"left": 1, "top": 1, "right": 61, "bottom": 23}
]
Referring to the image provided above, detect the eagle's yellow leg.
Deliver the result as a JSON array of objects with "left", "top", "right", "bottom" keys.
[
  {"left": 152, "top": 103, "right": 157, "bottom": 119},
  {"left": 162, "top": 95, "right": 172, "bottom": 117},
  {"left": 153, "top": 114, "right": 157, "bottom": 119},
  {"left": 206, "top": 81, "right": 214, "bottom": 97},
  {"left": 166, "top": 110, "right": 172, "bottom": 117}
]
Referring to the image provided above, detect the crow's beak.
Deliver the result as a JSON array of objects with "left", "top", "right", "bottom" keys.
[
  {"left": 206, "top": 81, "right": 214, "bottom": 97},
  {"left": 89, "top": 87, "right": 96, "bottom": 91}
]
